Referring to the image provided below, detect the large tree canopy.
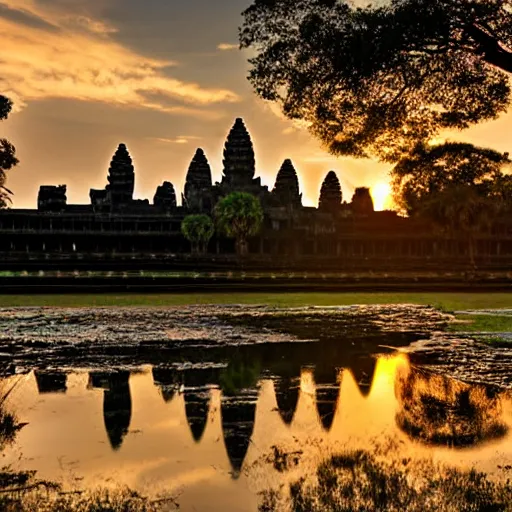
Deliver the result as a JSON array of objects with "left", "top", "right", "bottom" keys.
[
  {"left": 0, "top": 95, "right": 18, "bottom": 208},
  {"left": 391, "top": 142, "right": 510, "bottom": 215},
  {"left": 240, "top": 0, "right": 512, "bottom": 162}
]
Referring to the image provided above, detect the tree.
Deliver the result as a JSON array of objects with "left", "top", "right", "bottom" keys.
[
  {"left": 391, "top": 142, "right": 509, "bottom": 215},
  {"left": 420, "top": 185, "right": 497, "bottom": 268},
  {"left": 214, "top": 192, "right": 263, "bottom": 256},
  {"left": 391, "top": 142, "right": 510, "bottom": 266},
  {"left": 0, "top": 95, "right": 18, "bottom": 208},
  {"left": 181, "top": 214, "right": 214, "bottom": 255},
  {"left": 351, "top": 187, "right": 374, "bottom": 216},
  {"left": 240, "top": 0, "right": 512, "bottom": 162},
  {"left": 318, "top": 171, "right": 342, "bottom": 214}
]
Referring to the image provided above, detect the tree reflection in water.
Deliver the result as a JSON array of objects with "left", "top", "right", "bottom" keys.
[
  {"left": 88, "top": 371, "right": 132, "bottom": 451},
  {"left": 395, "top": 365, "right": 507, "bottom": 447}
]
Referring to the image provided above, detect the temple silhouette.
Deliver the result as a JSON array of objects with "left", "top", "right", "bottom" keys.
[{"left": 2, "top": 117, "right": 511, "bottom": 267}]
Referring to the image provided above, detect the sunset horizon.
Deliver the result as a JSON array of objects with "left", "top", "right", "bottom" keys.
[{"left": 2, "top": 0, "right": 511, "bottom": 211}]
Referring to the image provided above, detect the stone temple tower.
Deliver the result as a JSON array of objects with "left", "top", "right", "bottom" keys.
[
  {"left": 106, "top": 143, "right": 135, "bottom": 206},
  {"left": 272, "top": 159, "right": 302, "bottom": 209},
  {"left": 221, "top": 118, "right": 257, "bottom": 190},
  {"left": 183, "top": 148, "right": 213, "bottom": 212}
]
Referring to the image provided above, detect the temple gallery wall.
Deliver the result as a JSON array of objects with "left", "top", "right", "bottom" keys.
[{"left": 1, "top": 118, "right": 512, "bottom": 267}]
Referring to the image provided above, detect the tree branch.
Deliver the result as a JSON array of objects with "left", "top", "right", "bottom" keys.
[{"left": 467, "top": 24, "right": 512, "bottom": 73}]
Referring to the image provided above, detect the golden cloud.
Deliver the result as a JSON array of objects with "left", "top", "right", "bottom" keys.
[
  {"left": 217, "top": 43, "right": 239, "bottom": 51},
  {"left": 0, "top": 1, "right": 240, "bottom": 116},
  {"left": 153, "top": 136, "right": 202, "bottom": 144}
]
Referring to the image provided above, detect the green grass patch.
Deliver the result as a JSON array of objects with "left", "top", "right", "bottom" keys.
[
  {"left": 0, "top": 292, "right": 509, "bottom": 310},
  {"left": 449, "top": 314, "right": 512, "bottom": 333}
]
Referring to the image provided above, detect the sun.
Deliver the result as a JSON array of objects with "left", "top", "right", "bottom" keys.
[{"left": 371, "top": 182, "right": 392, "bottom": 211}]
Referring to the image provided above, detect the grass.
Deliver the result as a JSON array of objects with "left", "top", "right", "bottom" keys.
[
  {"left": 259, "top": 447, "right": 512, "bottom": 512},
  {"left": 449, "top": 314, "right": 512, "bottom": 333},
  {"left": 0, "top": 292, "right": 509, "bottom": 310}
]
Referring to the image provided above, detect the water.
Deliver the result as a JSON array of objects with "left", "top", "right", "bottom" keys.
[{"left": 0, "top": 305, "right": 511, "bottom": 510}]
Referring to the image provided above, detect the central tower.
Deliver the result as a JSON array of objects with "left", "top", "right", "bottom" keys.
[{"left": 221, "top": 118, "right": 256, "bottom": 189}]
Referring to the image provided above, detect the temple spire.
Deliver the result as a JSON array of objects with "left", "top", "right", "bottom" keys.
[
  {"left": 272, "top": 159, "right": 302, "bottom": 208},
  {"left": 318, "top": 171, "right": 342, "bottom": 213},
  {"left": 183, "top": 148, "right": 213, "bottom": 211},
  {"left": 222, "top": 118, "right": 256, "bottom": 187},
  {"left": 351, "top": 187, "right": 375, "bottom": 215},
  {"left": 106, "top": 143, "right": 135, "bottom": 206},
  {"left": 154, "top": 181, "right": 177, "bottom": 211}
]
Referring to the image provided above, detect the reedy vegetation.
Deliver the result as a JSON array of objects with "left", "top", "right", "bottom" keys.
[{"left": 259, "top": 447, "right": 512, "bottom": 512}]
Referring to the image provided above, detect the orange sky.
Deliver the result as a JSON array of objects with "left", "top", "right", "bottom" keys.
[{"left": 2, "top": 0, "right": 512, "bottom": 210}]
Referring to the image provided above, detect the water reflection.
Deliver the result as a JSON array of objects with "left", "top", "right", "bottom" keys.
[
  {"left": 314, "top": 367, "right": 340, "bottom": 431},
  {"left": 395, "top": 365, "right": 508, "bottom": 447},
  {"left": 151, "top": 366, "right": 181, "bottom": 403},
  {"left": 34, "top": 371, "right": 67, "bottom": 394},
  {"left": 87, "top": 371, "right": 132, "bottom": 451},
  {"left": 4, "top": 352, "right": 512, "bottom": 510},
  {"left": 274, "top": 375, "right": 300, "bottom": 425},
  {"left": 184, "top": 368, "right": 221, "bottom": 444}
]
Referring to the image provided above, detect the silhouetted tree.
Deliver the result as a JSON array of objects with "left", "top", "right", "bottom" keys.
[
  {"left": 351, "top": 187, "right": 375, "bottom": 216},
  {"left": 181, "top": 214, "right": 214, "bottom": 254},
  {"left": 421, "top": 185, "right": 497, "bottom": 268},
  {"left": 318, "top": 171, "right": 342, "bottom": 214},
  {"left": 215, "top": 192, "right": 263, "bottom": 256},
  {"left": 240, "top": 0, "right": 512, "bottom": 162},
  {"left": 0, "top": 95, "right": 18, "bottom": 208},
  {"left": 392, "top": 142, "right": 510, "bottom": 216},
  {"left": 392, "top": 142, "right": 509, "bottom": 266}
]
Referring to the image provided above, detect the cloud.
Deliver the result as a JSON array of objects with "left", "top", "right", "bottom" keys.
[
  {"left": 0, "top": 0, "right": 240, "bottom": 116},
  {"left": 217, "top": 43, "right": 239, "bottom": 51},
  {"left": 152, "top": 136, "right": 201, "bottom": 145},
  {"left": 0, "top": 2, "right": 58, "bottom": 31}
]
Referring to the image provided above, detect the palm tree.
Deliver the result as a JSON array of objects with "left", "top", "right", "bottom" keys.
[
  {"left": 214, "top": 192, "right": 263, "bottom": 256},
  {"left": 181, "top": 214, "right": 214, "bottom": 255}
]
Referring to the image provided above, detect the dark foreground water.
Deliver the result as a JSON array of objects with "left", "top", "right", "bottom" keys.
[{"left": 1, "top": 305, "right": 511, "bottom": 511}]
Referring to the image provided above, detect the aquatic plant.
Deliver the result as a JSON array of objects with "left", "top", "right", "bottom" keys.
[{"left": 259, "top": 448, "right": 512, "bottom": 511}]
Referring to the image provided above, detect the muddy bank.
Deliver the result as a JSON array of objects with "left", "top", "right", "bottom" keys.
[
  {"left": 405, "top": 335, "right": 512, "bottom": 389},
  {"left": 0, "top": 305, "right": 449, "bottom": 375}
]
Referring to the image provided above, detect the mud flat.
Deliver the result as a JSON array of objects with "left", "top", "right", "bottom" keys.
[{"left": 0, "top": 304, "right": 449, "bottom": 374}]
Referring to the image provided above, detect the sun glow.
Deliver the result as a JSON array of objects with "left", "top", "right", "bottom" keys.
[{"left": 371, "top": 182, "right": 393, "bottom": 211}]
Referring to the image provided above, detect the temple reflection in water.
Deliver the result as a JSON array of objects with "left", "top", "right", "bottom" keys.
[{"left": 5, "top": 353, "right": 509, "bottom": 487}]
